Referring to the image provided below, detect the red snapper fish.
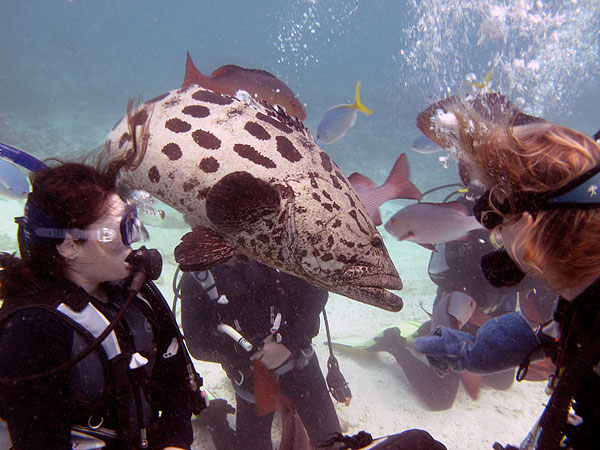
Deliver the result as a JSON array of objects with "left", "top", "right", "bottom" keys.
[
  {"left": 384, "top": 201, "right": 483, "bottom": 249},
  {"left": 183, "top": 52, "right": 307, "bottom": 120},
  {"left": 253, "top": 360, "right": 310, "bottom": 450},
  {"left": 348, "top": 153, "right": 422, "bottom": 226}
]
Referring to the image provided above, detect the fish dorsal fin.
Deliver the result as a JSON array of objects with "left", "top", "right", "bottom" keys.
[
  {"left": 174, "top": 226, "right": 239, "bottom": 272},
  {"left": 351, "top": 81, "right": 373, "bottom": 115},
  {"left": 182, "top": 51, "right": 210, "bottom": 88},
  {"left": 384, "top": 153, "right": 422, "bottom": 200},
  {"left": 206, "top": 171, "right": 281, "bottom": 233},
  {"left": 211, "top": 64, "right": 279, "bottom": 81}
]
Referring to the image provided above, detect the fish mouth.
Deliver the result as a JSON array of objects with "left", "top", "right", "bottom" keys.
[{"left": 342, "top": 271, "right": 404, "bottom": 312}]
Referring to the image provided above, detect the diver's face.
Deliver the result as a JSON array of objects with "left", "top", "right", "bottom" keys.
[
  {"left": 498, "top": 212, "right": 534, "bottom": 274},
  {"left": 74, "top": 194, "right": 133, "bottom": 284}
]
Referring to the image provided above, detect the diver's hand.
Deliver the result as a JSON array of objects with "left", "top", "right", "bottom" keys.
[{"left": 250, "top": 335, "right": 292, "bottom": 370}]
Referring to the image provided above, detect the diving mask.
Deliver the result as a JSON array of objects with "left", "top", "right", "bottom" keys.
[{"left": 33, "top": 202, "right": 148, "bottom": 248}]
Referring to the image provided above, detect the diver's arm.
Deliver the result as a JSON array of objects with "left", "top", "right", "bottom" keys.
[
  {"left": 413, "top": 312, "right": 544, "bottom": 375},
  {"left": 0, "top": 308, "right": 73, "bottom": 449},
  {"left": 276, "top": 272, "right": 328, "bottom": 353}
]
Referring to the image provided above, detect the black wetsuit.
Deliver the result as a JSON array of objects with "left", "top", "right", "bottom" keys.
[
  {"left": 0, "top": 278, "right": 194, "bottom": 450},
  {"left": 541, "top": 279, "right": 600, "bottom": 449},
  {"left": 178, "top": 256, "right": 341, "bottom": 450}
]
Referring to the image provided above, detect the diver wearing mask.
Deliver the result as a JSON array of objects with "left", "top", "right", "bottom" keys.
[
  {"left": 0, "top": 162, "right": 201, "bottom": 450},
  {"left": 413, "top": 92, "right": 600, "bottom": 449}
]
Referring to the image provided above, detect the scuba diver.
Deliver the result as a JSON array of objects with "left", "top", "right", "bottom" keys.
[
  {"left": 174, "top": 254, "right": 342, "bottom": 450},
  {"left": 368, "top": 184, "right": 556, "bottom": 411},
  {"left": 410, "top": 93, "right": 600, "bottom": 449},
  {"left": 0, "top": 161, "right": 203, "bottom": 450}
]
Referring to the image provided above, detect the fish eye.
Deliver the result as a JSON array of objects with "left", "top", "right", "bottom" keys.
[{"left": 370, "top": 235, "right": 383, "bottom": 248}]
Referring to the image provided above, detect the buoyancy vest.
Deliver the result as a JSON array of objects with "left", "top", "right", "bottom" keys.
[{"left": 0, "top": 279, "right": 175, "bottom": 449}]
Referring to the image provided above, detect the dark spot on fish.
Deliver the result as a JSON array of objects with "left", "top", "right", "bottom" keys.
[
  {"left": 320, "top": 152, "right": 333, "bottom": 172},
  {"left": 312, "top": 193, "right": 321, "bottom": 202},
  {"left": 179, "top": 198, "right": 185, "bottom": 206},
  {"left": 162, "top": 143, "right": 182, "bottom": 160},
  {"left": 300, "top": 249, "right": 308, "bottom": 257},
  {"left": 332, "top": 219, "right": 342, "bottom": 229},
  {"left": 308, "top": 173, "right": 319, "bottom": 189},
  {"left": 165, "top": 118, "right": 192, "bottom": 133},
  {"left": 192, "top": 89, "right": 233, "bottom": 105},
  {"left": 168, "top": 171, "right": 176, "bottom": 180},
  {"left": 345, "top": 193, "right": 357, "bottom": 208},
  {"left": 321, "top": 253, "right": 333, "bottom": 262},
  {"left": 330, "top": 174, "right": 342, "bottom": 190},
  {"left": 182, "top": 105, "right": 211, "bottom": 118},
  {"left": 244, "top": 122, "right": 271, "bottom": 140},
  {"left": 332, "top": 202, "right": 341, "bottom": 210},
  {"left": 322, "top": 190, "right": 332, "bottom": 201},
  {"left": 164, "top": 97, "right": 182, "bottom": 108},
  {"left": 256, "top": 112, "right": 292, "bottom": 134},
  {"left": 349, "top": 210, "right": 369, "bottom": 235},
  {"left": 148, "top": 166, "right": 160, "bottom": 183},
  {"left": 192, "top": 129, "right": 222, "bottom": 150},
  {"left": 327, "top": 235, "right": 334, "bottom": 248},
  {"left": 275, "top": 136, "right": 302, "bottom": 162},
  {"left": 206, "top": 171, "right": 280, "bottom": 233},
  {"left": 183, "top": 178, "right": 198, "bottom": 192},
  {"left": 233, "top": 144, "right": 276, "bottom": 169},
  {"left": 322, "top": 204, "right": 333, "bottom": 212},
  {"left": 340, "top": 238, "right": 355, "bottom": 248},
  {"left": 147, "top": 92, "right": 170, "bottom": 104},
  {"left": 119, "top": 133, "right": 131, "bottom": 148},
  {"left": 257, "top": 234, "right": 270, "bottom": 244},
  {"left": 199, "top": 157, "right": 219, "bottom": 173}
]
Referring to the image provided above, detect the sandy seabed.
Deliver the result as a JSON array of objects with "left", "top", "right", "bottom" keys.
[{"left": 0, "top": 196, "right": 550, "bottom": 450}]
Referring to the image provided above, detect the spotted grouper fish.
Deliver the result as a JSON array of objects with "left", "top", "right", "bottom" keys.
[{"left": 105, "top": 86, "right": 403, "bottom": 311}]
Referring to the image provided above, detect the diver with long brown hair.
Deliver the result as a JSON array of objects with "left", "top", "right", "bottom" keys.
[
  {"left": 412, "top": 94, "right": 600, "bottom": 449},
  {"left": 0, "top": 162, "right": 200, "bottom": 450}
]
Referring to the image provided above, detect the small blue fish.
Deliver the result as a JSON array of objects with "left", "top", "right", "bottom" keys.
[
  {"left": 411, "top": 134, "right": 442, "bottom": 154},
  {"left": 0, "top": 159, "right": 30, "bottom": 199},
  {"left": 317, "top": 81, "right": 372, "bottom": 144}
]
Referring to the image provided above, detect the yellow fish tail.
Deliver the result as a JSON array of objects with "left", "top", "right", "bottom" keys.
[
  {"left": 352, "top": 81, "right": 373, "bottom": 115},
  {"left": 466, "top": 67, "right": 494, "bottom": 92}
]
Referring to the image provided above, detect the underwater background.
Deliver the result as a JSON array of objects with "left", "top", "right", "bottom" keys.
[{"left": 1, "top": 1, "right": 600, "bottom": 449}]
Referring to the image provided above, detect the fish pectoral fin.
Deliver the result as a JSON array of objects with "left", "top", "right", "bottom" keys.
[
  {"left": 206, "top": 171, "right": 282, "bottom": 233},
  {"left": 174, "top": 226, "right": 239, "bottom": 272}
]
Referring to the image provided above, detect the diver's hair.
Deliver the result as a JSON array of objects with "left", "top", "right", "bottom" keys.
[
  {"left": 451, "top": 101, "right": 600, "bottom": 291},
  {"left": 0, "top": 162, "right": 117, "bottom": 299}
]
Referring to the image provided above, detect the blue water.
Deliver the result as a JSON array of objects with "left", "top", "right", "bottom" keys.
[{"left": 1, "top": 1, "right": 600, "bottom": 448}]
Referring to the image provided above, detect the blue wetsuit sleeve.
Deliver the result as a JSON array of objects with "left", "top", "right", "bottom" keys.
[
  {"left": 414, "top": 312, "right": 543, "bottom": 375},
  {"left": 0, "top": 308, "right": 73, "bottom": 449}
]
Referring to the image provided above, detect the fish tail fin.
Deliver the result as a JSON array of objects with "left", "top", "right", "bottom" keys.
[
  {"left": 383, "top": 153, "right": 422, "bottom": 200},
  {"left": 253, "top": 360, "right": 281, "bottom": 416},
  {"left": 352, "top": 81, "right": 373, "bottom": 115},
  {"left": 466, "top": 67, "right": 494, "bottom": 92},
  {"left": 182, "top": 51, "right": 209, "bottom": 88}
]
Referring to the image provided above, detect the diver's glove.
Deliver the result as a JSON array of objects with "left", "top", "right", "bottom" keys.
[{"left": 413, "top": 312, "right": 543, "bottom": 376}]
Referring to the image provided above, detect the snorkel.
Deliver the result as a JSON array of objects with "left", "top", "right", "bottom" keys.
[{"left": 0, "top": 141, "right": 48, "bottom": 172}]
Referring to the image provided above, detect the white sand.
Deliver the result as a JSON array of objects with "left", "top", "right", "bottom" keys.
[{"left": 0, "top": 196, "right": 550, "bottom": 450}]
